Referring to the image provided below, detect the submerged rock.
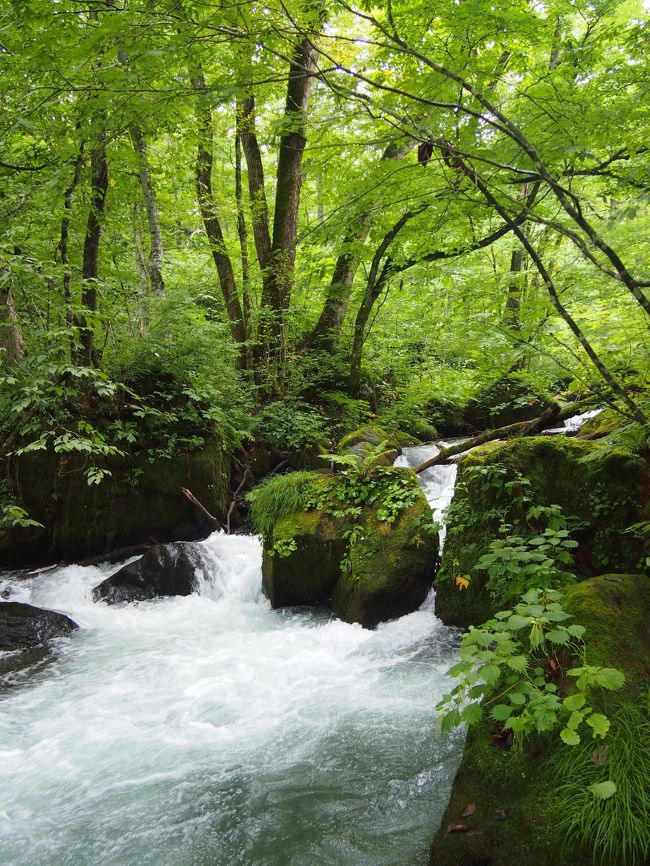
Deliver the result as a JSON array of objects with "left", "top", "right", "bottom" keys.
[
  {"left": 92, "top": 541, "right": 208, "bottom": 604},
  {"left": 261, "top": 468, "right": 439, "bottom": 627}
]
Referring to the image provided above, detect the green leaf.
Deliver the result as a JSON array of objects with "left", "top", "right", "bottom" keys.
[
  {"left": 563, "top": 693, "right": 586, "bottom": 711},
  {"left": 546, "top": 628, "right": 570, "bottom": 645},
  {"left": 440, "top": 709, "right": 462, "bottom": 733},
  {"left": 588, "top": 781, "right": 617, "bottom": 800},
  {"left": 462, "top": 703, "right": 484, "bottom": 724},
  {"left": 566, "top": 624, "right": 586, "bottom": 638},
  {"left": 491, "top": 704, "right": 513, "bottom": 721},
  {"left": 586, "top": 713, "right": 610, "bottom": 739},
  {"left": 595, "top": 669, "right": 625, "bottom": 690},
  {"left": 560, "top": 727, "right": 581, "bottom": 745}
]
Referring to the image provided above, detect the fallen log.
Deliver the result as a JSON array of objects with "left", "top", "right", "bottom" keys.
[{"left": 415, "top": 403, "right": 563, "bottom": 474}]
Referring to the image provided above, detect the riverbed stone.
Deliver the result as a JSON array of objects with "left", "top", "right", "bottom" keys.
[
  {"left": 435, "top": 436, "right": 648, "bottom": 628},
  {"left": 261, "top": 467, "right": 439, "bottom": 627},
  {"left": 92, "top": 541, "right": 208, "bottom": 604},
  {"left": 0, "top": 601, "right": 79, "bottom": 650}
]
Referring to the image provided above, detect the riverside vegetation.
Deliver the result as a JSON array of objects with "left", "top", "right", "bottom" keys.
[{"left": 1, "top": 1, "right": 649, "bottom": 865}]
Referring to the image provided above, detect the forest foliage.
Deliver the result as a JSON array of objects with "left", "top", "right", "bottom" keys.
[{"left": 1, "top": 0, "right": 649, "bottom": 477}]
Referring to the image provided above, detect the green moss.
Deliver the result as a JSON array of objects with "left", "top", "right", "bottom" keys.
[
  {"left": 260, "top": 467, "right": 440, "bottom": 626},
  {"left": 0, "top": 435, "right": 230, "bottom": 565},
  {"left": 436, "top": 436, "right": 648, "bottom": 628},
  {"left": 430, "top": 573, "right": 650, "bottom": 866}
]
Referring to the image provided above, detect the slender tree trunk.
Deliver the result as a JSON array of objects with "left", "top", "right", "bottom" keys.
[
  {"left": 235, "top": 130, "right": 253, "bottom": 370},
  {"left": 307, "top": 139, "right": 415, "bottom": 352},
  {"left": 57, "top": 135, "right": 85, "bottom": 355},
  {"left": 129, "top": 124, "right": 165, "bottom": 298},
  {"left": 0, "top": 281, "right": 25, "bottom": 366},
  {"left": 237, "top": 95, "right": 271, "bottom": 275},
  {"left": 191, "top": 69, "right": 247, "bottom": 366},
  {"left": 259, "top": 34, "right": 319, "bottom": 370},
  {"left": 78, "top": 136, "right": 109, "bottom": 366},
  {"left": 307, "top": 217, "right": 371, "bottom": 351}
]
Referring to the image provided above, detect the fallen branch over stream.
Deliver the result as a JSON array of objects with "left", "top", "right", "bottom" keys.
[{"left": 414, "top": 400, "right": 596, "bottom": 474}]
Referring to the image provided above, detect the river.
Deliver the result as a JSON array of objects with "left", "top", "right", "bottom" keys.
[{"left": 0, "top": 443, "right": 463, "bottom": 866}]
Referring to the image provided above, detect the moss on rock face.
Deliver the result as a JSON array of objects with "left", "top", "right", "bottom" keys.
[
  {"left": 429, "top": 573, "right": 649, "bottom": 866},
  {"left": 436, "top": 436, "right": 648, "bottom": 628},
  {"left": 0, "top": 435, "right": 230, "bottom": 566},
  {"left": 260, "top": 467, "right": 439, "bottom": 627}
]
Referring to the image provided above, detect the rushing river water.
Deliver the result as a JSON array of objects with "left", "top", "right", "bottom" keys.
[{"left": 0, "top": 444, "right": 463, "bottom": 866}]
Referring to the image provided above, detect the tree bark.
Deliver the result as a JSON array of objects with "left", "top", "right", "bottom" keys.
[
  {"left": 78, "top": 136, "right": 109, "bottom": 367},
  {"left": 191, "top": 69, "right": 247, "bottom": 365},
  {"left": 414, "top": 404, "right": 565, "bottom": 474},
  {"left": 0, "top": 282, "right": 25, "bottom": 366},
  {"left": 307, "top": 138, "right": 415, "bottom": 351},
  {"left": 57, "top": 134, "right": 85, "bottom": 351},
  {"left": 235, "top": 129, "right": 253, "bottom": 369},
  {"left": 237, "top": 95, "right": 271, "bottom": 275},
  {"left": 259, "top": 34, "right": 319, "bottom": 368},
  {"left": 129, "top": 124, "right": 165, "bottom": 298}
]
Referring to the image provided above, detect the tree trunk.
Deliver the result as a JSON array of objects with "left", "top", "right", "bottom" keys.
[
  {"left": 192, "top": 69, "right": 247, "bottom": 365},
  {"left": 78, "top": 137, "right": 108, "bottom": 367},
  {"left": 0, "top": 282, "right": 25, "bottom": 366},
  {"left": 237, "top": 96, "right": 271, "bottom": 275},
  {"left": 57, "top": 135, "right": 84, "bottom": 353},
  {"left": 414, "top": 404, "right": 564, "bottom": 473},
  {"left": 235, "top": 130, "right": 253, "bottom": 370},
  {"left": 307, "top": 138, "right": 415, "bottom": 352},
  {"left": 259, "top": 34, "right": 319, "bottom": 369},
  {"left": 129, "top": 124, "right": 165, "bottom": 298}
]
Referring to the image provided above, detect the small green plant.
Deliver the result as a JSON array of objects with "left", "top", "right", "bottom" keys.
[
  {"left": 436, "top": 588, "right": 625, "bottom": 746},
  {"left": 475, "top": 504, "right": 580, "bottom": 605},
  {"left": 269, "top": 537, "right": 298, "bottom": 558},
  {"left": 247, "top": 471, "right": 318, "bottom": 536},
  {"left": 551, "top": 703, "right": 650, "bottom": 865},
  {"left": 0, "top": 504, "right": 44, "bottom": 529}
]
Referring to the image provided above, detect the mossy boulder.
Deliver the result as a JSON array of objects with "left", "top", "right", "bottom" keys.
[
  {"left": 429, "top": 573, "right": 650, "bottom": 866},
  {"left": 261, "top": 468, "right": 439, "bottom": 627},
  {"left": 0, "top": 435, "right": 230, "bottom": 567},
  {"left": 337, "top": 425, "right": 407, "bottom": 466},
  {"left": 463, "top": 377, "right": 550, "bottom": 432},
  {"left": 436, "top": 436, "right": 648, "bottom": 628},
  {"left": 577, "top": 407, "right": 625, "bottom": 438}
]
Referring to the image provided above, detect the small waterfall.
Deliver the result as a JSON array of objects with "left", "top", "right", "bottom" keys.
[{"left": 395, "top": 440, "right": 461, "bottom": 550}]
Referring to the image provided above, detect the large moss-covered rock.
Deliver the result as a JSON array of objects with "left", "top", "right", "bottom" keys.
[
  {"left": 436, "top": 436, "right": 648, "bottom": 628},
  {"left": 261, "top": 468, "right": 439, "bottom": 627},
  {"left": 429, "top": 574, "right": 650, "bottom": 866},
  {"left": 0, "top": 435, "right": 230, "bottom": 567},
  {"left": 463, "top": 377, "right": 550, "bottom": 431}
]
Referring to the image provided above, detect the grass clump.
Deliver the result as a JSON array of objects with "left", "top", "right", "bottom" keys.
[
  {"left": 247, "top": 471, "right": 317, "bottom": 536},
  {"left": 551, "top": 702, "right": 650, "bottom": 866}
]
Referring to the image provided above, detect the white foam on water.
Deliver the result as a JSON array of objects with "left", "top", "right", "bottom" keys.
[{"left": 0, "top": 531, "right": 462, "bottom": 866}]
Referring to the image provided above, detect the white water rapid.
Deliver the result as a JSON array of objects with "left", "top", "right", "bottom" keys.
[{"left": 0, "top": 447, "right": 463, "bottom": 866}]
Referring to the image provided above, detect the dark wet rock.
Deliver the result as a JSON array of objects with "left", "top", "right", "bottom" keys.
[
  {"left": 0, "top": 601, "right": 79, "bottom": 651},
  {"left": 92, "top": 541, "right": 208, "bottom": 604}
]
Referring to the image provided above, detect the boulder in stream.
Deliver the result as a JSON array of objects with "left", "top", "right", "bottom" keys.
[
  {"left": 0, "top": 601, "right": 79, "bottom": 682},
  {"left": 259, "top": 467, "right": 439, "bottom": 627},
  {"left": 436, "top": 435, "right": 648, "bottom": 628},
  {"left": 92, "top": 541, "right": 208, "bottom": 604}
]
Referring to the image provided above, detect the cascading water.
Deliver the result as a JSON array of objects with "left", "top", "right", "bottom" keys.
[{"left": 0, "top": 450, "right": 463, "bottom": 866}]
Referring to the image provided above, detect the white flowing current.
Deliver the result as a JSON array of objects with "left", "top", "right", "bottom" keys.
[{"left": 0, "top": 445, "right": 462, "bottom": 866}]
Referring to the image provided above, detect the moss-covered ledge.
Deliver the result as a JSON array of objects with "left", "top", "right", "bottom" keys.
[
  {"left": 435, "top": 436, "right": 648, "bottom": 629},
  {"left": 429, "top": 574, "right": 650, "bottom": 866}
]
